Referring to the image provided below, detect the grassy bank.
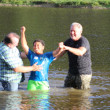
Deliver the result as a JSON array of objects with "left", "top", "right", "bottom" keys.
[{"left": 0, "top": 0, "right": 110, "bottom": 8}]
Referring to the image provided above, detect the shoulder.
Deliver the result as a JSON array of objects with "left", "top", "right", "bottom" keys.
[
  {"left": 0, "top": 42, "right": 7, "bottom": 51},
  {"left": 0, "top": 43, "right": 11, "bottom": 56},
  {"left": 64, "top": 38, "right": 72, "bottom": 42},
  {"left": 28, "top": 49, "right": 34, "bottom": 54},
  {"left": 80, "top": 36, "right": 90, "bottom": 49},
  {"left": 82, "top": 36, "right": 88, "bottom": 41},
  {"left": 27, "top": 49, "right": 35, "bottom": 58},
  {"left": 64, "top": 38, "right": 72, "bottom": 45},
  {"left": 44, "top": 51, "right": 55, "bottom": 60},
  {"left": 81, "top": 36, "right": 90, "bottom": 44}
]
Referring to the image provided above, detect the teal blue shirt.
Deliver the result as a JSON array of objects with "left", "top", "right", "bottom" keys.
[{"left": 27, "top": 49, "right": 55, "bottom": 82}]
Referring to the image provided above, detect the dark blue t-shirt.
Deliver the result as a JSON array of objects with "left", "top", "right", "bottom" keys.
[{"left": 27, "top": 49, "right": 55, "bottom": 81}]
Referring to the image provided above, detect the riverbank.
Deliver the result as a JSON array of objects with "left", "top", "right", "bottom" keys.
[
  {"left": 0, "top": 3, "right": 110, "bottom": 9},
  {"left": 0, "top": 2, "right": 110, "bottom": 9}
]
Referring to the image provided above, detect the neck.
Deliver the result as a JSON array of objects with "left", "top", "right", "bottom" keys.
[{"left": 36, "top": 52, "right": 43, "bottom": 55}]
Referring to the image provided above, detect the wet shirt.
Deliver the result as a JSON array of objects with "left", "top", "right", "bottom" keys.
[
  {"left": 64, "top": 36, "right": 92, "bottom": 75},
  {"left": 27, "top": 49, "right": 55, "bottom": 82},
  {"left": 0, "top": 42, "right": 23, "bottom": 83}
]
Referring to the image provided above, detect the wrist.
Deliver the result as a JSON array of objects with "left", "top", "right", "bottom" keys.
[
  {"left": 65, "top": 46, "right": 69, "bottom": 51},
  {"left": 31, "top": 65, "right": 34, "bottom": 71}
]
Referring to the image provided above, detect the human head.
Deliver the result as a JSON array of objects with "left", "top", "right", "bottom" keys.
[
  {"left": 33, "top": 39, "right": 45, "bottom": 54},
  {"left": 70, "top": 22, "right": 83, "bottom": 41},
  {"left": 3, "top": 32, "right": 20, "bottom": 48}
]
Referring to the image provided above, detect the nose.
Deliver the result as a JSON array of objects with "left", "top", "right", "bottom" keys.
[
  {"left": 36, "top": 45, "right": 40, "bottom": 49},
  {"left": 72, "top": 30, "right": 74, "bottom": 34}
]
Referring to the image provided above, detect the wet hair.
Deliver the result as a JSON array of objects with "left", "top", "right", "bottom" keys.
[
  {"left": 3, "top": 32, "right": 20, "bottom": 44},
  {"left": 33, "top": 39, "right": 45, "bottom": 46},
  {"left": 70, "top": 22, "right": 83, "bottom": 33}
]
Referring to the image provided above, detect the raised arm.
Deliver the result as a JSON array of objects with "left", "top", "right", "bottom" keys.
[{"left": 21, "top": 26, "right": 29, "bottom": 55}]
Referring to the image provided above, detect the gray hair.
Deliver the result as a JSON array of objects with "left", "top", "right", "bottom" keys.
[{"left": 70, "top": 22, "right": 83, "bottom": 33}]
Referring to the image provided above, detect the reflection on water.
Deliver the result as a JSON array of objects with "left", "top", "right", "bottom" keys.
[
  {"left": 21, "top": 90, "right": 50, "bottom": 110},
  {"left": 50, "top": 88, "right": 92, "bottom": 110},
  {"left": 0, "top": 91, "right": 22, "bottom": 110},
  {"left": 0, "top": 90, "right": 50, "bottom": 110},
  {"left": 0, "top": 89, "right": 92, "bottom": 110}
]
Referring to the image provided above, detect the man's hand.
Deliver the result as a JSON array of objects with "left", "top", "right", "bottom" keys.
[
  {"left": 59, "top": 42, "right": 67, "bottom": 50},
  {"left": 32, "top": 62, "right": 43, "bottom": 71}
]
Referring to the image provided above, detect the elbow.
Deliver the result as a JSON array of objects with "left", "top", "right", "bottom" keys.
[
  {"left": 13, "top": 67, "right": 20, "bottom": 72},
  {"left": 13, "top": 68, "right": 18, "bottom": 72},
  {"left": 78, "top": 52, "right": 84, "bottom": 56}
]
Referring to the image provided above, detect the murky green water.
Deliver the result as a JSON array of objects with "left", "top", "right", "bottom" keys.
[{"left": 0, "top": 6, "right": 110, "bottom": 109}]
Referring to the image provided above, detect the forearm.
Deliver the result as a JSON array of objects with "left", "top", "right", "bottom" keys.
[
  {"left": 53, "top": 42, "right": 66, "bottom": 59},
  {"left": 21, "top": 32, "right": 28, "bottom": 49},
  {"left": 65, "top": 46, "right": 86, "bottom": 56},
  {"left": 13, "top": 66, "right": 34, "bottom": 73},
  {"left": 54, "top": 50, "right": 66, "bottom": 60},
  {"left": 13, "top": 62, "right": 42, "bottom": 73},
  {"left": 21, "top": 26, "right": 29, "bottom": 54},
  {"left": 53, "top": 47, "right": 64, "bottom": 57}
]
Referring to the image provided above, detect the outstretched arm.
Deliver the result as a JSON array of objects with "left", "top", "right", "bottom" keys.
[
  {"left": 53, "top": 42, "right": 66, "bottom": 59},
  {"left": 63, "top": 45, "right": 86, "bottom": 56},
  {"left": 54, "top": 42, "right": 87, "bottom": 60},
  {"left": 13, "top": 62, "right": 42, "bottom": 73},
  {"left": 21, "top": 26, "right": 29, "bottom": 55}
]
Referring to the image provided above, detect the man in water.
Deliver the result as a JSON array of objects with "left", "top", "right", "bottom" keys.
[
  {"left": 0, "top": 32, "right": 42, "bottom": 91},
  {"left": 57, "top": 22, "right": 92, "bottom": 89}
]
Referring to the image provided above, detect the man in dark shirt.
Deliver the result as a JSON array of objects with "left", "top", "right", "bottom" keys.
[{"left": 57, "top": 22, "right": 92, "bottom": 89}]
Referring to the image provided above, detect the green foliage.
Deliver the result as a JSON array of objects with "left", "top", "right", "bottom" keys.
[
  {"left": 1, "top": 0, "right": 31, "bottom": 5},
  {"left": 98, "top": 0, "right": 110, "bottom": 5}
]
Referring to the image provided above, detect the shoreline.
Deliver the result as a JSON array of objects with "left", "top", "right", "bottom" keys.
[{"left": 0, "top": 3, "right": 109, "bottom": 9}]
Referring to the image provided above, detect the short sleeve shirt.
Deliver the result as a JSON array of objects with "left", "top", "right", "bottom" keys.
[
  {"left": 64, "top": 36, "right": 92, "bottom": 75},
  {"left": 0, "top": 42, "right": 23, "bottom": 83},
  {"left": 27, "top": 49, "right": 55, "bottom": 81}
]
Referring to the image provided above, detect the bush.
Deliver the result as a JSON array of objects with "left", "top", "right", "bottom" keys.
[{"left": 1, "top": 0, "right": 31, "bottom": 5}]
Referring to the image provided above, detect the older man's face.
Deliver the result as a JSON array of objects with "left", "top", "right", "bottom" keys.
[
  {"left": 11, "top": 37, "right": 19, "bottom": 47},
  {"left": 70, "top": 25, "right": 82, "bottom": 41}
]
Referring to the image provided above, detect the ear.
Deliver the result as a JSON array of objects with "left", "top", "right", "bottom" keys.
[
  {"left": 7, "top": 43, "right": 12, "bottom": 48},
  {"left": 43, "top": 46, "right": 45, "bottom": 50}
]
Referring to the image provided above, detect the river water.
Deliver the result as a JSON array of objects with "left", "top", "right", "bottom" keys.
[{"left": 0, "top": 6, "right": 110, "bottom": 110}]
